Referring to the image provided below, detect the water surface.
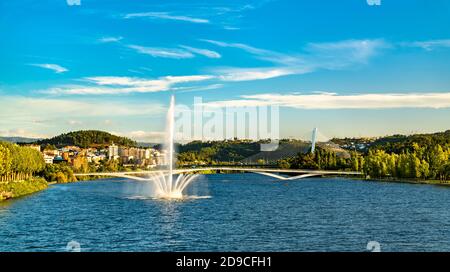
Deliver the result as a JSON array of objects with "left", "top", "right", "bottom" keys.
[{"left": 1, "top": 174, "right": 450, "bottom": 251}]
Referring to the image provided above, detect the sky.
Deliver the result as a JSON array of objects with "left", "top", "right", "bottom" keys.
[{"left": 1, "top": 0, "right": 450, "bottom": 142}]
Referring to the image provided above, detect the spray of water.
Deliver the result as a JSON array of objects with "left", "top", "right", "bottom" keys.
[{"left": 149, "top": 95, "right": 199, "bottom": 199}]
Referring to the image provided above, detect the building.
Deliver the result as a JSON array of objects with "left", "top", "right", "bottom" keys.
[
  {"left": 43, "top": 154, "right": 54, "bottom": 164},
  {"left": 108, "top": 143, "right": 119, "bottom": 160}
]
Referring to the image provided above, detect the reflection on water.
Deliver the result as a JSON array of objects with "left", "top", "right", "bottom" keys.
[{"left": 1, "top": 174, "right": 450, "bottom": 252}]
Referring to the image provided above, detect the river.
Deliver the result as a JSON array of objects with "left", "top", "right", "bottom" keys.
[{"left": 1, "top": 174, "right": 450, "bottom": 251}]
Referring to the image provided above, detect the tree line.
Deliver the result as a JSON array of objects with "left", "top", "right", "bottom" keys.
[
  {"left": 0, "top": 141, "right": 45, "bottom": 182},
  {"left": 277, "top": 147, "right": 362, "bottom": 172},
  {"left": 363, "top": 144, "right": 450, "bottom": 180},
  {"left": 277, "top": 143, "right": 450, "bottom": 181}
]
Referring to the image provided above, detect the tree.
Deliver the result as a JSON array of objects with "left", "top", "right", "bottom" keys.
[
  {"left": 429, "top": 145, "right": 447, "bottom": 180},
  {"left": 277, "top": 159, "right": 291, "bottom": 169}
]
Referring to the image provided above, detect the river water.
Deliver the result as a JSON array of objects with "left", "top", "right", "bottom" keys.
[{"left": 1, "top": 174, "right": 450, "bottom": 252}]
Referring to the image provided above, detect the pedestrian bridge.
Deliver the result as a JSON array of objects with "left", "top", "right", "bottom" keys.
[{"left": 74, "top": 167, "right": 362, "bottom": 181}]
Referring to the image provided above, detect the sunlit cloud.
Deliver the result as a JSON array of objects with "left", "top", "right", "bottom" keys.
[
  {"left": 124, "top": 12, "right": 209, "bottom": 24},
  {"left": 203, "top": 92, "right": 450, "bottom": 109},
  {"left": 29, "top": 63, "right": 68, "bottom": 73}
]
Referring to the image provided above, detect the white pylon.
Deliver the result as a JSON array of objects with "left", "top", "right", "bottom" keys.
[{"left": 311, "top": 127, "right": 318, "bottom": 153}]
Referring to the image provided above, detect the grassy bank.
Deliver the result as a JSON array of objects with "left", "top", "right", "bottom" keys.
[
  {"left": 0, "top": 178, "right": 48, "bottom": 201},
  {"left": 364, "top": 177, "right": 450, "bottom": 186}
]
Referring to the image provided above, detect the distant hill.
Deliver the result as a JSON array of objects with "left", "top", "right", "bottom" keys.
[
  {"left": 36, "top": 130, "right": 137, "bottom": 148},
  {"left": 368, "top": 130, "right": 450, "bottom": 153},
  {"left": 332, "top": 130, "right": 450, "bottom": 153},
  {"left": 0, "top": 136, "right": 41, "bottom": 143},
  {"left": 176, "top": 139, "right": 350, "bottom": 165},
  {"left": 241, "top": 140, "right": 350, "bottom": 164},
  {"left": 137, "top": 142, "right": 159, "bottom": 148},
  {"left": 242, "top": 141, "right": 310, "bottom": 163}
]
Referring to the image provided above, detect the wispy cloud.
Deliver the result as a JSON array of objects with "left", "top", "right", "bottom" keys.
[
  {"left": 128, "top": 45, "right": 195, "bottom": 59},
  {"left": 203, "top": 39, "right": 389, "bottom": 81},
  {"left": 179, "top": 45, "right": 221, "bottom": 58},
  {"left": 41, "top": 75, "right": 214, "bottom": 95},
  {"left": 124, "top": 12, "right": 209, "bottom": 24},
  {"left": 305, "top": 39, "right": 390, "bottom": 67},
  {"left": 400, "top": 39, "right": 450, "bottom": 51},
  {"left": 215, "top": 67, "right": 299, "bottom": 81},
  {"left": 29, "top": 63, "right": 68, "bottom": 73},
  {"left": 203, "top": 92, "right": 450, "bottom": 109},
  {"left": 98, "top": 36, "right": 123, "bottom": 43},
  {"left": 128, "top": 44, "right": 221, "bottom": 59}
]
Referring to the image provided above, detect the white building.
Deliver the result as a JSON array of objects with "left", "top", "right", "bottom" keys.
[
  {"left": 43, "top": 154, "right": 54, "bottom": 164},
  {"left": 108, "top": 143, "right": 119, "bottom": 160}
]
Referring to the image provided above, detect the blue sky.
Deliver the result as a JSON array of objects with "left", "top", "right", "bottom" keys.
[{"left": 1, "top": 0, "right": 450, "bottom": 141}]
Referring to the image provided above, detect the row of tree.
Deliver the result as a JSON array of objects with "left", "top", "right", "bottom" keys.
[
  {"left": 277, "top": 147, "right": 360, "bottom": 171},
  {"left": 177, "top": 140, "right": 260, "bottom": 165},
  {"left": 363, "top": 144, "right": 450, "bottom": 180},
  {"left": 0, "top": 141, "right": 46, "bottom": 181},
  {"left": 277, "top": 143, "right": 450, "bottom": 181}
]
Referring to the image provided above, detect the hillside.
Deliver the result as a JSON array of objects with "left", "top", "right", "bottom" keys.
[
  {"left": 369, "top": 130, "right": 450, "bottom": 153},
  {"left": 333, "top": 130, "right": 450, "bottom": 154},
  {"left": 177, "top": 140, "right": 260, "bottom": 164},
  {"left": 176, "top": 139, "right": 350, "bottom": 165},
  {"left": 36, "top": 130, "right": 136, "bottom": 148}
]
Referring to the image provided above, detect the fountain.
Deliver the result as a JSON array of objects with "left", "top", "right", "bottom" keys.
[{"left": 149, "top": 95, "right": 199, "bottom": 199}]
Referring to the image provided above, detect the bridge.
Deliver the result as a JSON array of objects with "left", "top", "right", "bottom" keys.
[{"left": 74, "top": 167, "right": 362, "bottom": 181}]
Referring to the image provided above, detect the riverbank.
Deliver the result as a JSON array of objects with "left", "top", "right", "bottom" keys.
[
  {"left": 363, "top": 176, "right": 450, "bottom": 186},
  {"left": 0, "top": 178, "right": 48, "bottom": 201}
]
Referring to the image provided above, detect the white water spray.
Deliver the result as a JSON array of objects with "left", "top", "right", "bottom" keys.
[{"left": 149, "top": 95, "right": 199, "bottom": 199}]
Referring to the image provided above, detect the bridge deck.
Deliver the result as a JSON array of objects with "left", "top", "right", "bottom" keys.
[{"left": 74, "top": 167, "right": 362, "bottom": 181}]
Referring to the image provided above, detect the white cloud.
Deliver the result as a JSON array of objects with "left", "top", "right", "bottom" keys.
[
  {"left": 29, "top": 63, "right": 68, "bottom": 73},
  {"left": 305, "top": 39, "right": 390, "bottom": 67},
  {"left": 128, "top": 45, "right": 194, "bottom": 59},
  {"left": 401, "top": 39, "right": 450, "bottom": 51},
  {"left": 41, "top": 75, "right": 214, "bottom": 95},
  {"left": 203, "top": 92, "right": 450, "bottom": 109},
  {"left": 124, "top": 12, "right": 209, "bottom": 24},
  {"left": 98, "top": 36, "right": 123, "bottom": 43},
  {"left": 215, "top": 67, "right": 298, "bottom": 81},
  {"left": 200, "top": 39, "right": 270, "bottom": 55},
  {"left": 0, "top": 96, "right": 165, "bottom": 118},
  {"left": 179, "top": 45, "right": 221, "bottom": 58},
  {"left": 202, "top": 39, "right": 389, "bottom": 81}
]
